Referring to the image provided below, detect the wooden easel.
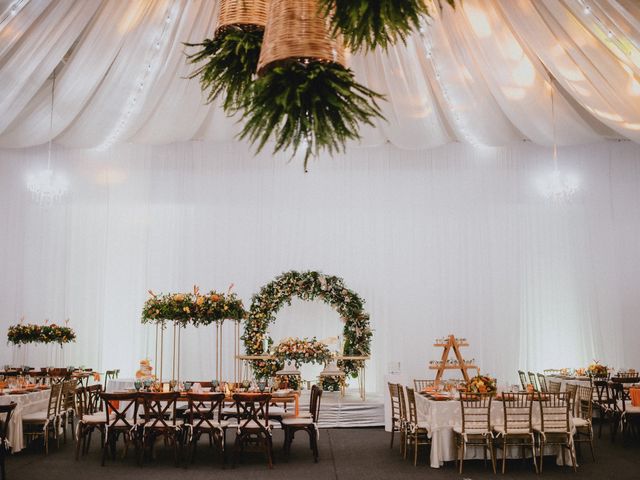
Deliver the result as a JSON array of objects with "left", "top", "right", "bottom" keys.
[{"left": 430, "top": 334, "right": 478, "bottom": 384}]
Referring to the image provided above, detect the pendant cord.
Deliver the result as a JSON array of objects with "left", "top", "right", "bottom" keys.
[{"left": 47, "top": 71, "right": 56, "bottom": 171}]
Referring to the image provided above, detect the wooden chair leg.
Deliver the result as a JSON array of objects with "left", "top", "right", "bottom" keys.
[
  {"left": 390, "top": 420, "right": 395, "bottom": 449},
  {"left": 75, "top": 426, "right": 83, "bottom": 460}
]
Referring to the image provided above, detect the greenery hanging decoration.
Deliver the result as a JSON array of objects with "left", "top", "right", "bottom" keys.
[
  {"left": 240, "top": 0, "right": 385, "bottom": 172},
  {"left": 185, "top": 0, "right": 268, "bottom": 114},
  {"left": 318, "top": 0, "right": 457, "bottom": 52}
]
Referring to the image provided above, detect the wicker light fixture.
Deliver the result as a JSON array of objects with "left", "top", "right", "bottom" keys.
[
  {"left": 257, "top": 0, "right": 345, "bottom": 74},
  {"left": 186, "top": 0, "right": 269, "bottom": 113},
  {"left": 240, "top": 0, "right": 384, "bottom": 171}
]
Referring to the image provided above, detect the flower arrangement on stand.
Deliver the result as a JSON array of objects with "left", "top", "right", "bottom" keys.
[
  {"left": 141, "top": 285, "right": 245, "bottom": 326},
  {"left": 465, "top": 374, "right": 497, "bottom": 394},
  {"left": 587, "top": 361, "right": 609, "bottom": 378},
  {"left": 7, "top": 322, "right": 76, "bottom": 345},
  {"left": 273, "top": 337, "right": 332, "bottom": 367},
  {"left": 320, "top": 375, "right": 346, "bottom": 392}
]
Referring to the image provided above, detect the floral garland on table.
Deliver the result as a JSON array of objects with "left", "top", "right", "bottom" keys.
[
  {"left": 141, "top": 285, "right": 245, "bottom": 327},
  {"left": 273, "top": 337, "right": 332, "bottom": 367},
  {"left": 7, "top": 323, "right": 76, "bottom": 345},
  {"left": 243, "top": 270, "right": 373, "bottom": 385},
  {"left": 465, "top": 374, "right": 497, "bottom": 394}
]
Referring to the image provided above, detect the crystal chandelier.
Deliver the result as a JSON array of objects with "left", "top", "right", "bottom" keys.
[
  {"left": 541, "top": 73, "right": 578, "bottom": 204},
  {"left": 27, "top": 70, "right": 67, "bottom": 206}
]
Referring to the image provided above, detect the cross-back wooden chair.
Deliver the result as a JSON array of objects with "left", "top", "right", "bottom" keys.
[
  {"left": 282, "top": 385, "right": 322, "bottom": 462},
  {"left": 537, "top": 374, "right": 548, "bottom": 393},
  {"left": 22, "top": 381, "right": 62, "bottom": 454},
  {"left": 454, "top": 393, "right": 496, "bottom": 474},
  {"left": 86, "top": 384, "right": 103, "bottom": 414},
  {"left": 232, "top": 393, "right": 273, "bottom": 469},
  {"left": 593, "top": 380, "right": 615, "bottom": 438},
  {"left": 100, "top": 392, "right": 140, "bottom": 466},
  {"left": 518, "top": 370, "right": 528, "bottom": 390},
  {"left": 74, "top": 386, "right": 107, "bottom": 460},
  {"left": 493, "top": 392, "right": 537, "bottom": 474},
  {"left": 535, "top": 392, "right": 576, "bottom": 473},
  {"left": 0, "top": 403, "right": 16, "bottom": 479},
  {"left": 387, "top": 382, "right": 402, "bottom": 450},
  {"left": 413, "top": 379, "right": 435, "bottom": 393},
  {"left": 404, "top": 387, "right": 430, "bottom": 466},
  {"left": 139, "top": 392, "right": 182, "bottom": 466},
  {"left": 185, "top": 392, "right": 226, "bottom": 466},
  {"left": 573, "top": 385, "right": 595, "bottom": 461},
  {"left": 527, "top": 372, "right": 539, "bottom": 392}
]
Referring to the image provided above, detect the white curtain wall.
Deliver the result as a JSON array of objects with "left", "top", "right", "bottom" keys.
[{"left": 1, "top": 140, "right": 639, "bottom": 392}]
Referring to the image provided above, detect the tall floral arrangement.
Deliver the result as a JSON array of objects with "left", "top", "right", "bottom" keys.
[
  {"left": 7, "top": 323, "right": 76, "bottom": 345},
  {"left": 141, "top": 285, "right": 245, "bottom": 327}
]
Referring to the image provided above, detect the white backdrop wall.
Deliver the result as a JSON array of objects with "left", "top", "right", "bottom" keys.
[{"left": 1, "top": 140, "right": 639, "bottom": 392}]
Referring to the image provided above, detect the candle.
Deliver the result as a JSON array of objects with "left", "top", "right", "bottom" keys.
[{"left": 162, "top": 383, "right": 170, "bottom": 392}]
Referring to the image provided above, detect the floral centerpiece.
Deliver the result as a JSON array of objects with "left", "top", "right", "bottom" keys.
[
  {"left": 273, "top": 337, "right": 332, "bottom": 367},
  {"left": 7, "top": 323, "right": 76, "bottom": 345},
  {"left": 587, "top": 361, "right": 608, "bottom": 378},
  {"left": 142, "top": 285, "right": 245, "bottom": 327},
  {"left": 465, "top": 374, "right": 497, "bottom": 394},
  {"left": 320, "top": 375, "right": 346, "bottom": 392}
]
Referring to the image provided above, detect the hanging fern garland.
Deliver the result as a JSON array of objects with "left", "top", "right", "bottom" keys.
[
  {"left": 185, "top": 26, "right": 264, "bottom": 114},
  {"left": 318, "top": 0, "right": 457, "bottom": 52},
  {"left": 239, "top": 60, "right": 384, "bottom": 172}
]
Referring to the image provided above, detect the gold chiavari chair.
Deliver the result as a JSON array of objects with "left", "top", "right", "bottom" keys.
[
  {"left": 404, "top": 387, "right": 430, "bottom": 466},
  {"left": 60, "top": 379, "right": 78, "bottom": 443},
  {"left": 493, "top": 392, "right": 537, "bottom": 474},
  {"left": 565, "top": 383, "right": 578, "bottom": 415},
  {"left": 534, "top": 392, "right": 576, "bottom": 472},
  {"left": 23, "top": 381, "right": 62, "bottom": 454},
  {"left": 454, "top": 393, "right": 496, "bottom": 474},
  {"left": 397, "top": 383, "right": 408, "bottom": 459},
  {"left": 573, "top": 385, "right": 595, "bottom": 461},
  {"left": 413, "top": 379, "right": 435, "bottom": 393},
  {"left": 518, "top": 370, "right": 528, "bottom": 390},
  {"left": 527, "top": 372, "right": 539, "bottom": 392},
  {"left": 537, "top": 374, "right": 548, "bottom": 393},
  {"left": 387, "top": 382, "right": 402, "bottom": 450},
  {"left": 547, "top": 380, "right": 562, "bottom": 393}
]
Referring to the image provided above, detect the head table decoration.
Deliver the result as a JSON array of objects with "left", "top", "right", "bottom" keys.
[
  {"left": 587, "top": 361, "right": 609, "bottom": 378},
  {"left": 465, "top": 374, "right": 497, "bottom": 395},
  {"left": 243, "top": 270, "right": 372, "bottom": 391}
]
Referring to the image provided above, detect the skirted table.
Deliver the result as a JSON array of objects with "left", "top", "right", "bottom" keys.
[{"left": 0, "top": 388, "right": 50, "bottom": 452}]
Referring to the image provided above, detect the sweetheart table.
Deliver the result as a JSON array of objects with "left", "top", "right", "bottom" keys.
[{"left": 414, "top": 394, "right": 576, "bottom": 469}]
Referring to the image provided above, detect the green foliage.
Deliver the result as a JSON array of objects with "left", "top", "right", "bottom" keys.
[
  {"left": 240, "top": 61, "right": 384, "bottom": 171},
  {"left": 319, "top": 0, "right": 456, "bottom": 51},
  {"left": 185, "top": 26, "right": 264, "bottom": 114},
  {"left": 8, "top": 323, "right": 76, "bottom": 345}
]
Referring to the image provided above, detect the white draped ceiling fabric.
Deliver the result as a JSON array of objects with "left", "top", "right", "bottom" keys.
[{"left": 1, "top": 1, "right": 640, "bottom": 390}]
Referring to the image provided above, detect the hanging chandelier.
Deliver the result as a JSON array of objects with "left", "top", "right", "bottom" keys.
[
  {"left": 540, "top": 74, "right": 578, "bottom": 204},
  {"left": 27, "top": 70, "right": 68, "bottom": 206}
]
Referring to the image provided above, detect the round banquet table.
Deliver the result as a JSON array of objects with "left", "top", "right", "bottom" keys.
[
  {"left": 0, "top": 388, "right": 50, "bottom": 453},
  {"left": 414, "top": 393, "right": 576, "bottom": 469}
]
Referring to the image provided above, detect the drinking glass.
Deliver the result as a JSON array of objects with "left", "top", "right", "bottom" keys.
[
  {"left": 257, "top": 379, "right": 267, "bottom": 393},
  {"left": 211, "top": 379, "right": 219, "bottom": 392},
  {"left": 134, "top": 380, "right": 142, "bottom": 391},
  {"left": 183, "top": 381, "right": 192, "bottom": 392}
]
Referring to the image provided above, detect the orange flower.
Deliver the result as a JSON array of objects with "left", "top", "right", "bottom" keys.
[{"left": 210, "top": 294, "right": 220, "bottom": 302}]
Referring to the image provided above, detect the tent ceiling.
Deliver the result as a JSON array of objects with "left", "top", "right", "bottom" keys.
[{"left": 0, "top": 0, "right": 639, "bottom": 150}]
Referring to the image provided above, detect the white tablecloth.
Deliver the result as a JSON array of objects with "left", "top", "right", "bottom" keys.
[
  {"left": 415, "top": 394, "right": 576, "bottom": 469},
  {"left": 0, "top": 389, "right": 50, "bottom": 453},
  {"left": 105, "top": 378, "right": 135, "bottom": 393}
]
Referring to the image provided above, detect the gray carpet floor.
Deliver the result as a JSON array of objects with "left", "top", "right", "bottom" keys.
[{"left": 5, "top": 425, "right": 640, "bottom": 479}]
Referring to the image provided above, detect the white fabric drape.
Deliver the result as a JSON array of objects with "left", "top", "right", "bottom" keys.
[
  {"left": 1, "top": 140, "right": 639, "bottom": 391},
  {"left": 1, "top": 0, "right": 640, "bottom": 149}
]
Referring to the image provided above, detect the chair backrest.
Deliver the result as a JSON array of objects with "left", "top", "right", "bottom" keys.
[
  {"left": 501, "top": 392, "right": 534, "bottom": 433},
  {"left": 187, "top": 392, "right": 225, "bottom": 431},
  {"left": 576, "top": 385, "right": 593, "bottom": 420},
  {"left": 405, "top": 387, "right": 418, "bottom": 424},
  {"left": 538, "top": 392, "right": 571, "bottom": 433},
  {"left": 100, "top": 392, "right": 139, "bottom": 429},
  {"left": 233, "top": 393, "right": 271, "bottom": 431},
  {"left": 565, "top": 383, "right": 578, "bottom": 415},
  {"left": 537, "top": 374, "right": 548, "bottom": 393},
  {"left": 528, "top": 372, "right": 539, "bottom": 392},
  {"left": 518, "top": 370, "right": 528, "bottom": 390},
  {"left": 388, "top": 382, "right": 400, "bottom": 421},
  {"left": 75, "top": 386, "right": 89, "bottom": 419},
  {"left": 0, "top": 403, "right": 16, "bottom": 444},
  {"left": 413, "top": 379, "right": 435, "bottom": 392},
  {"left": 47, "top": 382, "right": 63, "bottom": 419},
  {"left": 612, "top": 375, "right": 640, "bottom": 384},
  {"left": 459, "top": 393, "right": 492, "bottom": 433},
  {"left": 141, "top": 392, "right": 179, "bottom": 429},
  {"left": 547, "top": 380, "right": 561, "bottom": 393},
  {"left": 593, "top": 380, "right": 611, "bottom": 404},
  {"left": 86, "top": 384, "right": 103, "bottom": 413},
  {"left": 309, "top": 384, "right": 323, "bottom": 422},
  {"left": 62, "top": 379, "right": 78, "bottom": 411},
  {"left": 609, "top": 382, "right": 626, "bottom": 413},
  {"left": 397, "top": 384, "right": 408, "bottom": 425}
]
